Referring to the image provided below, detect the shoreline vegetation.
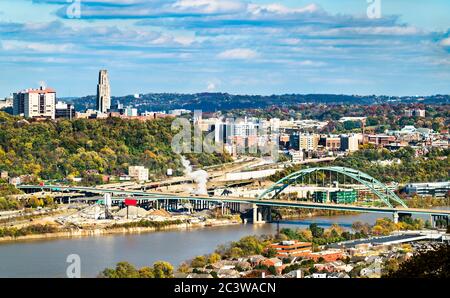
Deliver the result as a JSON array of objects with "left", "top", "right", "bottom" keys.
[{"left": 0, "top": 217, "right": 242, "bottom": 244}]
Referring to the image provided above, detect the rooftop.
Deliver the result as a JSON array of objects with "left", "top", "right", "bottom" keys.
[{"left": 17, "top": 87, "right": 56, "bottom": 94}]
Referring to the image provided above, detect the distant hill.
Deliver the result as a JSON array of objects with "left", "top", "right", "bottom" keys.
[{"left": 63, "top": 93, "right": 450, "bottom": 113}]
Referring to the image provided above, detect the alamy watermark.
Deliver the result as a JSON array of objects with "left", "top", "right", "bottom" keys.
[
  {"left": 171, "top": 110, "right": 280, "bottom": 162},
  {"left": 367, "top": 0, "right": 382, "bottom": 19},
  {"left": 66, "top": 254, "right": 81, "bottom": 278},
  {"left": 66, "top": 0, "right": 81, "bottom": 19}
]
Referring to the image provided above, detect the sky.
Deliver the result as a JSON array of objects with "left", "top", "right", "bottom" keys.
[{"left": 0, "top": 0, "right": 450, "bottom": 97}]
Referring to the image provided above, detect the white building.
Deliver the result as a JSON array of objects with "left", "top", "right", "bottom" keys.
[
  {"left": 288, "top": 150, "right": 304, "bottom": 163},
  {"left": 233, "top": 117, "right": 259, "bottom": 138},
  {"left": 404, "top": 109, "right": 425, "bottom": 118},
  {"left": 128, "top": 166, "right": 149, "bottom": 182},
  {"left": 124, "top": 106, "right": 138, "bottom": 117},
  {"left": 340, "top": 134, "right": 360, "bottom": 152},
  {"left": 55, "top": 101, "right": 75, "bottom": 119},
  {"left": 13, "top": 86, "right": 56, "bottom": 119},
  {"left": 169, "top": 109, "right": 191, "bottom": 116},
  {"left": 0, "top": 97, "right": 13, "bottom": 109},
  {"left": 338, "top": 116, "right": 367, "bottom": 123}
]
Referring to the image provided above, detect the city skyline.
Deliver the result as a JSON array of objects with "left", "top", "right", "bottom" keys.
[{"left": 1, "top": 0, "right": 450, "bottom": 97}]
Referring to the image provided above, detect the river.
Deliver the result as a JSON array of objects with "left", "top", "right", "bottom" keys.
[{"left": 0, "top": 210, "right": 444, "bottom": 278}]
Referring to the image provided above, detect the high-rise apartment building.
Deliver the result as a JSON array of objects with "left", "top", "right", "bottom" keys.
[
  {"left": 299, "top": 133, "right": 319, "bottom": 151},
  {"left": 13, "top": 86, "right": 56, "bottom": 119},
  {"left": 97, "top": 70, "right": 111, "bottom": 113},
  {"left": 340, "top": 134, "right": 360, "bottom": 152}
]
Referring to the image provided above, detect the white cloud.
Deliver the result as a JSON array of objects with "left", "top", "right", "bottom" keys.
[
  {"left": 218, "top": 48, "right": 258, "bottom": 59},
  {"left": 248, "top": 3, "right": 321, "bottom": 15},
  {"left": 440, "top": 37, "right": 450, "bottom": 47},
  {"left": 174, "top": 35, "right": 195, "bottom": 46},
  {"left": 172, "top": 0, "right": 245, "bottom": 14},
  {"left": 1, "top": 40, "right": 76, "bottom": 53},
  {"left": 316, "top": 26, "right": 422, "bottom": 37},
  {"left": 295, "top": 60, "right": 326, "bottom": 67},
  {"left": 206, "top": 82, "right": 216, "bottom": 91},
  {"left": 281, "top": 38, "right": 302, "bottom": 45}
]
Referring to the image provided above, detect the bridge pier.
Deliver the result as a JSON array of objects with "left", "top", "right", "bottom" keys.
[
  {"left": 392, "top": 212, "right": 412, "bottom": 224},
  {"left": 252, "top": 204, "right": 271, "bottom": 224},
  {"left": 252, "top": 204, "right": 262, "bottom": 224},
  {"left": 431, "top": 215, "right": 449, "bottom": 229},
  {"left": 393, "top": 212, "right": 399, "bottom": 224}
]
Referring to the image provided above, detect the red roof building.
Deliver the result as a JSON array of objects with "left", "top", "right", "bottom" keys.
[{"left": 270, "top": 241, "right": 313, "bottom": 258}]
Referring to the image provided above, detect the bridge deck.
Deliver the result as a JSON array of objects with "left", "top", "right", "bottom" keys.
[{"left": 17, "top": 185, "right": 450, "bottom": 217}]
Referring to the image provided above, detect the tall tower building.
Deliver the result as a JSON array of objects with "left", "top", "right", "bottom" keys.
[{"left": 97, "top": 70, "right": 111, "bottom": 113}]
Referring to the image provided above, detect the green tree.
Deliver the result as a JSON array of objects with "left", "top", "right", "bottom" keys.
[
  {"left": 309, "top": 223, "right": 324, "bottom": 238},
  {"left": 99, "top": 262, "right": 140, "bottom": 278},
  {"left": 152, "top": 261, "right": 174, "bottom": 278},
  {"left": 191, "top": 256, "right": 207, "bottom": 268},
  {"left": 138, "top": 267, "right": 155, "bottom": 278},
  {"left": 268, "top": 266, "right": 277, "bottom": 276},
  {"left": 263, "top": 247, "right": 278, "bottom": 258},
  {"left": 208, "top": 253, "right": 221, "bottom": 264},
  {"left": 229, "top": 247, "right": 244, "bottom": 259},
  {"left": 27, "top": 196, "right": 43, "bottom": 208},
  {"left": 178, "top": 262, "right": 190, "bottom": 273},
  {"left": 386, "top": 244, "right": 450, "bottom": 278}
]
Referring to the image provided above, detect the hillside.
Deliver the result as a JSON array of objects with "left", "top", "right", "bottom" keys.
[
  {"left": 0, "top": 112, "right": 231, "bottom": 181},
  {"left": 64, "top": 93, "right": 450, "bottom": 113}
]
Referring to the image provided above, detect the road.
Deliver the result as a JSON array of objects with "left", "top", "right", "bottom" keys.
[{"left": 17, "top": 185, "right": 450, "bottom": 217}]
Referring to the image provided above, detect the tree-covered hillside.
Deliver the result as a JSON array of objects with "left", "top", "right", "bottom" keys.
[
  {"left": 0, "top": 112, "right": 231, "bottom": 181},
  {"left": 65, "top": 93, "right": 450, "bottom": 113}
]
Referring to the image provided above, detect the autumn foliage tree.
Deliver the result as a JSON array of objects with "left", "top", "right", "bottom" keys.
[{"left": 386, "top": 244, "right": 450, "bottom": 278}]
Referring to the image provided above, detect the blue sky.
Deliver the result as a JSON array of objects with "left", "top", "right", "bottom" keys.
[{"left": 0, "top": 0, "right": 449, "bottom": 97}]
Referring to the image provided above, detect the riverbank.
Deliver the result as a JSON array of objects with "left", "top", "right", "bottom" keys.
[
  {"left": 278, "top": 208, "right": 357, "bottom": 219},
  {"left": 0, "top": 217, "right": 242, "bottom": 244}
]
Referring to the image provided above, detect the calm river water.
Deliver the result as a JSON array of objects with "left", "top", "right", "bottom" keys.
[{"left": 0, "top": 211, "right": 441, "bottom": 277}]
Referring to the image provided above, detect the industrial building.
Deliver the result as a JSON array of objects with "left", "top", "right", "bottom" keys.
[
  {"left": 313, "top": 190, "right": 358, "bottom": 204},
  {"left": 404, "top": 182, "right": 450, "bottom": 197}
]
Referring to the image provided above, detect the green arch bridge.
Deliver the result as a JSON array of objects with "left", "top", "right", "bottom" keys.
[{"left": 257, "top": 166, "right": 408, "bottom": 208}]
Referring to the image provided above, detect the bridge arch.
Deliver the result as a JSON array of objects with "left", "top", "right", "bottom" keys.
[{"left": 257, "top": 166, "right": 407, "bottom": 208}]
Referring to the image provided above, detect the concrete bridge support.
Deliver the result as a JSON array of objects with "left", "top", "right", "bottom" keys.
[
  {"left": 393, "top": 212, "right": 399, "bottom": 224},
  {"left": 252, "top": 204, "right": 262, "bottom": 224},
  {"left": 392, "top": 212, "right": 412, "bottom": 224},
  {"left": 431, "top": 215, "right": 449, "bottom": 229},
  {"left": 252, "top": 204, "right": 272, "bottom": 224}
]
